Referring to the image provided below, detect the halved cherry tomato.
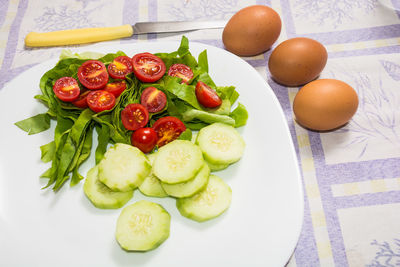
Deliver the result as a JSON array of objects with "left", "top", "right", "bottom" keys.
[
  {"left": 131, "top": 127, "right": 158, "bottom": 153},
  {"left": 53, "top": 77, "right": 80, "bottom": 102},
  {"left": 77, "top": 60, "right": 109, "bottom": 90},
  {"left": 87, "top": 90, "right": 116, "bottom": 113},
  {"left": 195, "top": 81, "right": 222, "bottom": 108},
  {"left": 167, "top": 63, "right": 194, "bottom": 84},
  {"left": 121, "top": 103, "right": 149, "bottom": 131},
  {"left": 131, "top": 53, "right": 166, "bottom": 83},
  {"left": 140, "top": 87, "right": 167, "bottom": 113},
  {"left": 152, "top": 116, "right": 186, "bottom": 147},
  {"left": 72, "top": 89, "right": 91, "bottom": 108},
  {"left": 107, "top": 56, "right": 133, "bottom": 80},
  {"left": 104, "top": 81, "right": 127, "bottom": 98}
]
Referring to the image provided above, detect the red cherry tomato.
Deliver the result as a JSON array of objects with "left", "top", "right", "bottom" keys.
[
  {"left": 152, "top": 116, "right": 186, "bottom": 147},
  {"left": 131, "top": 127, "right": 158, "bottom": 153},
  {"left": 86, "top": 90, "right": 116, "bottom": 113},
  {"left": 107, "top": 56, "right": 133, "bottom": 80},
  {"left": 104, "top": 81, "right": 127, "bottom": 98},
  {"left": 140, "top": 87, "right": 167, "bottom": 113},
  {"left": 77, "top": 60, "right": 109, "bottom": 90},
  {"left": 121, "top": 103, "right": 149, "bottom": 131},
  {"left": 53, "top": 77, "right": 80, "bottom": 102},
  {"left": 72, "top": 89, "right": 91, "bottom": 108},
  {"left": 131, "top": 53, "right": 166, "bottom": 83},
  {"left": 167, "top": 63, "right": 194, "bottom": 84},
  {"left": 195, "top": 81, "right": 222, "bottom": 108}
]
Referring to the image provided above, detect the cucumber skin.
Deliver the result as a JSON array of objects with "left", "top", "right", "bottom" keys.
[
  {"left": 176, "top": 199, "right": 228, "bottom": 223},
  {"left": 83, "top": 165, "right": 133, "bottom": 209},
  {"left": 176, "top": 198, "right": 231, "bottom": 223},
  {"left": 98, "top": 144, "right": 151, "bottom": 192},
  {"left": 205, "top": 160, "right": 229, "bottom": 172},
  {"left": 161, "top": 164, "right": 210, "bottom": 198},
  {"left": 115, "top": 200, "right": 171, "bottom": 252}
]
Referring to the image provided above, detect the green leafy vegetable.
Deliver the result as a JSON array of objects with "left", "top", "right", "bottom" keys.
[
  {"left": 15, "top": 36, "right": 248, "bottom": 192},
  {"left": 59, "top": 49, "right": 105, "bottom": 60},
  {"left": 40, "top": 141, "right": 55, "bottom": 163},
  {"left": 15, "top": 113, "right": 51, "bottom": 135},
  {"left": 178, "top": 128, "right": 193, "bottom": 141},
  {"left": 230, "top": 103, "right": 249, "bottom": 127}
]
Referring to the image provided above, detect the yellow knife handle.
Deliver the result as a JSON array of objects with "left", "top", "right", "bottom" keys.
[{"left": 25, "top": 24, "right": 133, "bottom": 47}]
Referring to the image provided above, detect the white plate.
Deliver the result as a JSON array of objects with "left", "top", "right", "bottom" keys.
[{"left": 0, "top": 41, "right": 303, "bottom": 267}]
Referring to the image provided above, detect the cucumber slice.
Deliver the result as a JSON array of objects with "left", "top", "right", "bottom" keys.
[
  {"left": 83, "top": 165, "right": 133, "bottom": 209},
  {"left": 176, "top": 175, "right": 232, "bottom": 222},
  {"left": 139, "top": 174, "right": 169, "bottom": 198},
  {"left": 153, "top": 140, "right": 204, "bottom": 184},
  {"left": 138, "top": 153, "right": 168, "bottom": 197},
  {"left": 162, "top": 163, "right": 210, "bottom": 198},
  {"left": 98, "top": 143, "right": 151, "bottom": 192},
  {"left": 196, "top": 122, "right": 245, "bottom": 165},
  {"left": 205, "top": 159, "right": 229, "bottom": 172},
  {"left": 116, "top": 200, "right": 171, "bottom": 251}
]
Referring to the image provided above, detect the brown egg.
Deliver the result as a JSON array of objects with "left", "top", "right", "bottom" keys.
[
  {"left": 268, "top": 37, "right": 327, "bottom": 86},
  {"left": 222, "top": 5, "right": 281, "bottom": 56},
  {"left": 293, "top": 79, "right": 358, "bottom": 131}
]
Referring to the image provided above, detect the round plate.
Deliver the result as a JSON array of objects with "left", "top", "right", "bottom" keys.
[{"left": 0, "top": 41, "right": 303, "bottom": 267}]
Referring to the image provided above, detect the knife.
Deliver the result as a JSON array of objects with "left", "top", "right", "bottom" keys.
[{"left": 24, "top": 20, "right": 227, "bottom": 47}]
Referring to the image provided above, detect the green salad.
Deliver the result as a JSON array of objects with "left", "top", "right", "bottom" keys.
[{"left": 15, "top": 36, "right": 248, "bottom": 192}]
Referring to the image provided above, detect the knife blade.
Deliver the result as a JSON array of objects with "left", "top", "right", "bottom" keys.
[{"left": 24, "top": 20, "right": 227, "bottom": 47}]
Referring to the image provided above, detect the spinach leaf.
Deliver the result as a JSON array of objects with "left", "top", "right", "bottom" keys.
[
  {"left": 70, "top": 124, "right": 94, "bottom": 186},
  {"left": 15, "top": 113, "right": 51, "bottom": 135},
  {"left": 40, "top": 141, "right": 55, "bottom": 163},
  {"left": 95, "top": 124, "right": 110, "bottom": 164}
]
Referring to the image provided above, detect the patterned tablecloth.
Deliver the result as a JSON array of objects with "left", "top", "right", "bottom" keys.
[{"left": 1, "top": 0, "right": 400, "bottom": 266}]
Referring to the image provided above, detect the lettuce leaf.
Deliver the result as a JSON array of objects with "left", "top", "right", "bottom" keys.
[
  {"left": 59, "top": 49, "right": 105, "bottom": 60},
  {"left": 230, "top": 103, "right": 248, "bottom": 127}
]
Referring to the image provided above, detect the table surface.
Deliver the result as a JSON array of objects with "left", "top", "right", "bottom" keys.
[{"left": 1, "top": 0, "right": 400, "bottom": 266}]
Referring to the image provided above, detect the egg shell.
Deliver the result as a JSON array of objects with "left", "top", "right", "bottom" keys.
[
  {"left": 222, "top": 5, "right": 281, "bottom": 57},
  {"left": 293, "top": 79, "right": 358, "bottom": 131},
  {"left": 268, "top": 37, "right": 327, "bottom": 86}
]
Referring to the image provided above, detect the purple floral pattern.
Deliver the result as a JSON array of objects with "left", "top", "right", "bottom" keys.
[
  {"left": 368, "top": 239, "right": 400, "bottom": 267},
  {"left": 34, "top": 5, "right": 104, "bottom": 31},
  {"left": 293, "top": 0, "right": 378, "bottom": 28},
  {"left": 166, "top": 0, "right": 240, "bottom": 20}
]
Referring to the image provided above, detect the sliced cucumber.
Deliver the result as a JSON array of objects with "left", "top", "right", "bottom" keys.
[
  {"left": 162, "top": 163, "right": 210, "bottom": 198},
  {"left": 83, "top": 165, "right": 133, "bottom": 209},
  {"left": 176, "top": 175, "right": 232, "bottom": 222},
  {"left": 138, "top": 153, "right": 168, "bottom": 197},
  {"left": 205, "top": 159, "right": 229, "bottom": 172},
  {"left": 196, "top": 122, "right": 245, "bottom": 165},
  {"left": 116, "top": 200, "right": 171, "bottom": 251},
  {"left": 98, "top": 143, "right": 151, "bottom": 192},
  {"left": 139, "top": 174, "right": 169, "bottom": 198},
  {"left": 153, "top": 140, "right": 204, "bottom": 184}
]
